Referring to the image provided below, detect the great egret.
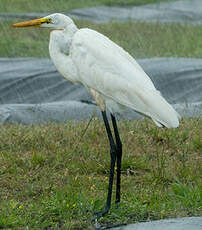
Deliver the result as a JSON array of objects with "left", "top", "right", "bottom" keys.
[{"left": 13, "top": 13, "right": 180, "bottom": 218}]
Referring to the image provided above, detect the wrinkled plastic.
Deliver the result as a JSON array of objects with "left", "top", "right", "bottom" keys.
[
  {"left": 111, "top": 217, "right": 202, "bottom": 230},
  {"left": 0, "top": 58, "right": 201, "bottom": 124}
]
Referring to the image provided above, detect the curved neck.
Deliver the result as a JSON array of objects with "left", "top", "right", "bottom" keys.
[
  {"left": 49, "top": 23, "right": 78, "bottom": 54},
  {"left": 64, "top": 23, "right": 78, "bottom": 38},
  {"left": 49, "top": 26, "right": 79, "bottom": 83}
]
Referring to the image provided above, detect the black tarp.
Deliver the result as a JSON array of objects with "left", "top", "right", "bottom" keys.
[{"left": 0, "top": 58, "right": 202, "bottom": 124}]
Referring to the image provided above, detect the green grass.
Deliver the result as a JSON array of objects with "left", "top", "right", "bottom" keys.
[
  {"left": 0, "top": 118, "right": 201, "bottom": 229},
  {"left": 1, "top": 0, "right": 175, "bottom": 13},
  {"left": 2, "top": 20, "right": 202, "bottom": 58}
]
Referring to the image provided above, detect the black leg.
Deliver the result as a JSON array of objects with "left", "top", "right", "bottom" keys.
[
  {"left": 94, "top": 111, "right": 117, "bottom": 218},
  {"left": 111, "top": 114, "right": 122, "bottom": 204}
]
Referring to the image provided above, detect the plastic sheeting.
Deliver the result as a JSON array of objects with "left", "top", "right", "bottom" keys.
[
  {"left": 1, "top": 0, "right": 202, "bottom": 25},
  {"left": 111, "top": 217, "right": 202, "bottom": 230},
  {"left": 0, "top": 57, "right": 202, "bottom": 124},
  {"left": 68, "top": 0, "right": 202, "bottom": 24}
]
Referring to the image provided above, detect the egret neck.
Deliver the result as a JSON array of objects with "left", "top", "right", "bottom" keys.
[{"left": 49, "top": 22, "right": 79, "bottom": 83}]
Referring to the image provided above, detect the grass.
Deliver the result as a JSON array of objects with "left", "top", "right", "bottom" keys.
[
  {"left": 2, "top": 20, "right": 202, "bottom": 58},
  {"left": 0, "top": 118, "right": 202, "bottom": 229},
  {"left": 1, "top": 0, "right": 176, "bottom": 13}
]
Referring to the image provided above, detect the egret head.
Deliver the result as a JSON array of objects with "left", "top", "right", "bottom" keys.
[{"left": 12, "top": 13, "right": 74, "bottom": 30}]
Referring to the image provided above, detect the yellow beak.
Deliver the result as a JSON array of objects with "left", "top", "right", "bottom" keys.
[{"left": 12, "top": 18, "right": 50, "bottom": 27}]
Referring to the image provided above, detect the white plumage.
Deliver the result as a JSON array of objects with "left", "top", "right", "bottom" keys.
[
  {"left": 13, "top": 13, "right": 180, "bottom": 128},
  {"left": 43, "top": 14, "right": 180, "bottom": 128}
]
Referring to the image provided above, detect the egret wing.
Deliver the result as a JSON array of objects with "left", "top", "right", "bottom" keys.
[
  {"left": 71, "top": 29, "right": 179, "bottom": 128},
  {"left": 71, "top": 28, "right": 155, "bottom": 90}
]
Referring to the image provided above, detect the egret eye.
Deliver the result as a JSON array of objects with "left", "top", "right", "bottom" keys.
[
  {"left": 41, "top": 18, "right": 51, "bottom": 24},
  {"left": 46, "top": 18, "right": 52, "bottom": 24}
]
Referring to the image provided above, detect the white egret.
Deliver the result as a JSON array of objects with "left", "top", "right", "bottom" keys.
[{"left": 13, "top": 13, "right": 180, "bottom": 218}]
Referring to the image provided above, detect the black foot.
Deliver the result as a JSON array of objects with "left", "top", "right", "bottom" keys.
[
  {"left": 92, "top": 208, "right": 109, "bottom": 230},
  {"left": 93, "top": 208, "right": 109, "bottom": 219}
]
